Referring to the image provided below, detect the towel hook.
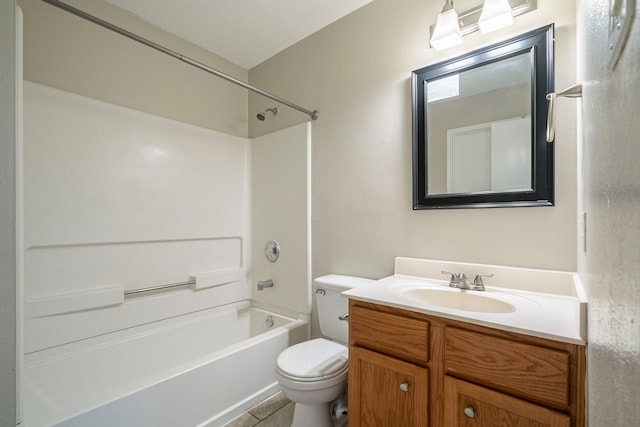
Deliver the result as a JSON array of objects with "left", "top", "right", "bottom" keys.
[{"left": 546, "top": 83, "right": 582, "bottom": 143}]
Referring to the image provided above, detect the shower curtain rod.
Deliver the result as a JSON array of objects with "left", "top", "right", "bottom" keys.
[{"left": 40, "top": 0, "right": 320, "bottom": 121}]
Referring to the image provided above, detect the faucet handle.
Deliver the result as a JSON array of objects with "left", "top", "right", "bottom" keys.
[
  {"left": 472, "top": 273, "right": 493, "bottom": 289},
  {"left": 441, "top": 270, "right": 460, "bottom": 287}
]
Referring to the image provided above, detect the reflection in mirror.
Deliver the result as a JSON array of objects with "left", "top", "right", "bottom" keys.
[
  {"left": 412, "top": 25, "right": 554, "bottom": 209},
  {"left": 427, "top": 53, "right": 531, "bottom": 195}
]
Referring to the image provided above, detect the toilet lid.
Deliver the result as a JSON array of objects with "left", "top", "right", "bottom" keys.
[{"left": 276, "top": 338, "right": 348, "bottom": 380}]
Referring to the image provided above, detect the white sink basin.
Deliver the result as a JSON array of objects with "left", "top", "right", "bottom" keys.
[
  {"left": 402, "top": 288, "right": 516, "bottom": 313},
  {"left": 388, "top": 281, "right": 541, "bottom": 314}
]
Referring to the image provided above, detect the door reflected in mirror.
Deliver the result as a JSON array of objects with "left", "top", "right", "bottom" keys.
[
  {"left": 412, "top": 25, "right": 554, "bottom": 209},
  {"left": 427, "top": 53, "right": 531, "bottom": 195}
]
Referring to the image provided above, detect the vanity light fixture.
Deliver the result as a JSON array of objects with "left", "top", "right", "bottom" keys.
[
  {"left": 429, "top": 0, "right": 464, "bottom": 51},
  {"left": 429, "top": 0, "right": 537, "bottom": 50},
  {"left": 478, "top": 0, "right": 514, "bottom": 34}
]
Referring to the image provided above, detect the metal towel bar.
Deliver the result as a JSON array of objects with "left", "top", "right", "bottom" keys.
[
  {"left": 124, "top": 279, "right": 196, "bottom": 296},
  {"left": 546, "top": 83, "right": 582, "bottom": 142},
  {"left": 123, "top": 269, "right": 243, "bottom": 296}
]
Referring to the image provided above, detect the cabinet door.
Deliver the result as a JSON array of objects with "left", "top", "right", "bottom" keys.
[
  {"left": 349, "top": 346, "right": 428, "bottom": 426},
  {"left": 444, "top": 376, "right": 570, "bottom": 427}
]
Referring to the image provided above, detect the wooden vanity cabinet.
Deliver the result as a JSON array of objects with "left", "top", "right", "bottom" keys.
[{"left": 348, "top": 300, "right": 585, "bottom": 427}]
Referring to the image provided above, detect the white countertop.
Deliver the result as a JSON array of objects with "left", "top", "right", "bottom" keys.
[{"left": 342, "top": 257, "right": 587, "bottom": 345}]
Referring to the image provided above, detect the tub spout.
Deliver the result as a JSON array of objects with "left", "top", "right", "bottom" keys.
[{"left": 257, "top": 279, "right": 275, "bottom": 291}]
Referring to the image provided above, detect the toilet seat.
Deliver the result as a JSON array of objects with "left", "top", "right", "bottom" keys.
[{"left": 276, "top": 338, "right": 348, "bottom": 382}]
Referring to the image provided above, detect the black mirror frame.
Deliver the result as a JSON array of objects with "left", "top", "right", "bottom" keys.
[{"left": 412, "top": 25, "right": 555, "bottom": 210}]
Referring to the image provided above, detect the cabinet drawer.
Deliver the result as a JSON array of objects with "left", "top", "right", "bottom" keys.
[
  {"left": 444, "top": 327, "right": 570, "bottom": 409},
  {"left": 444, "top": 376, "right": 570, "bottom": 426},
  {"left": 350, "top": 305, "right": 429, "bottom": 364}
]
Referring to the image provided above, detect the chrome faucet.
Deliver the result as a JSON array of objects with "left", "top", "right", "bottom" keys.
[
  {"left": 441, "top": 270, "right": 466, "bottom": 288},
  {"left": 441, "top": 271, "right": 492, "bottom": 291},
  {"left": 470, "top": 273, "right": 493, "bottom": 291},
  {"left": 257, "top": 279, "right": 275, "bottom": 290}
]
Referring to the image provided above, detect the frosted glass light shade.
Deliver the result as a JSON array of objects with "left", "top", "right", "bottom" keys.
[
  {"left": 430, "top": 8, "right": 463, "bottom": 51},
  {"left": 478, "top": 0, "right": 514, "bottom": 34}
]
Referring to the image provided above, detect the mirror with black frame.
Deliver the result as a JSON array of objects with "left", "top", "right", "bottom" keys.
[{"left": 412, "top": 25, "right": 554, "bottom": 209}]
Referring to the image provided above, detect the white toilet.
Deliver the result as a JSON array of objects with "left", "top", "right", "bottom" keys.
[{"left": 275, "top": 274, "right": 373, "bottom": 427}]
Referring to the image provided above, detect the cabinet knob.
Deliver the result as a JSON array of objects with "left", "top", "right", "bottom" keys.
[
  {"left": 399, "top": 383, "right": 409, "bottom": 392},
  {"left": 463, "top": 407, "right": 475, "bottom": 418}
]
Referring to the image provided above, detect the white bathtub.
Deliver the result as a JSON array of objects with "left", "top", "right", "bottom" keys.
[{"left": 23, "top": 300, "right": 308, "bottom": 427}]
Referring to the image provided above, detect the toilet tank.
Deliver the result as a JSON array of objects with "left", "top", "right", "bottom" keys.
[{"left": 314, "top": 274, "right": 374, "bottom": 344}]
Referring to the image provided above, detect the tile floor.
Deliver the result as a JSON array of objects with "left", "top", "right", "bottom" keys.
[{"left": 223, "top": 391, "right": 294, "bottom": 427}]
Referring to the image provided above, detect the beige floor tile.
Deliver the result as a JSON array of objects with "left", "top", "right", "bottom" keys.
[
  {"left": 255, "top": 402, "right": 295, "bottom": 427},
  {"left": 249, "top": 391, "right": 291, "bottom": 420}
]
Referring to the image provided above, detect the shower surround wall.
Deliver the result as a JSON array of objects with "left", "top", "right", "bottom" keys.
[
  {"left": 252, "top": 123, "right": 312, "bottom": 316},
  {"left": 23, "top": 82, "right": 252, "bottom": 353}
]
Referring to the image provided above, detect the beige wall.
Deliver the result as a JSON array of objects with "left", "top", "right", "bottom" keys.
[
  {"left": 577, "top": 0, "right": 640, "bottom": 425},
  {"left": 249, "top": 0, "right": 578, "bottom": 279},
  {"left": 1, "top": 3, "right": 18, "bottom": 426},
  {"left": 18, "top": 0, "right": 249, "bottom": 136}
]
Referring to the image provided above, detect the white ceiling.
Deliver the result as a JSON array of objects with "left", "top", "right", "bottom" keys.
[{"left": 103, "top": 0, "right": 373, "bottom": 70}]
